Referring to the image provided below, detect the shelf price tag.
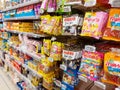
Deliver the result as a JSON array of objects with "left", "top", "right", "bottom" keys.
[
  {"left": 64, "top": 6, "right": 71, "bottom": 12},
  {"left": 54, "top": 79, "right": 61, "bottom": 87},
  {"left": 78, "top": 75, "right": 87, "bottom": 83},
  {"left": 48, "top": 57, "right": 54, "bottom": 62},
  {"left": 85, "top": 45, "right": 96, "bottom": 52},
  {"left": 94, "top": 81, "right": 106, "bottom": 90},
  {"left": 60, "top": 64, "right": 67, "bottom": 71},
  {"left": 61, "top": 84, "right": 67, "bottom": 89}
]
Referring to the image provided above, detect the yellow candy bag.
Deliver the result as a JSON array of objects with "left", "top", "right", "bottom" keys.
[
  {"left": 43, "top": 39, "right": 51, "bottom": 56},
  {"left": 50, "top": 41, "right": 64, "bottom": 61}
]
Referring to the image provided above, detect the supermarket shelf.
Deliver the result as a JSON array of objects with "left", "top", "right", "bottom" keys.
[
  {"left": 3, "top": 0, "right": 42, "bottom": 12},
  {"left": 5, "top": 29, "right": 48, "bottom": 38},
  {"left": 0, "top": 49, "right": 42, "bottom": 78},
  {"left": 12, "top": 56, "right": 42, "bottom": 78},
  {"left": 1, "top": 57, "right": 37, "bottom": 90},
  {"left": 8, "top": 43, "right": 42, "bottom": 61},
  {"left": 10, "top": 64, "right": 37, "bottom": 90},
  {"left": 4, "top": 16, "right": 40, "bottom": 21}
]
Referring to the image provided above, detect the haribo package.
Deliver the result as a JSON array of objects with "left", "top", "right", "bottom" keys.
[
  {"left": 81, "top": 11, "right": 108, "bottom": 39},
  {"left": 103, "top": 9, "right": 120, "bottom": 41},
  {"left": 78, "top": 50, "right": 104, "bottom": 81},
  {"left": 102, "top": 48, "right": 120, "bottom": 86}
]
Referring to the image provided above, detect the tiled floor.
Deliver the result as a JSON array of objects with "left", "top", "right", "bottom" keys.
[{"left": 0, "top": 68, "right": 17, "bottom": 90}]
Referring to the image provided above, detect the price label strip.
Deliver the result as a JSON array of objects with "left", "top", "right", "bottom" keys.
[
  {"left": 85, "top": 45, "right": 96, "bottom": 52},
  {"left": 78, "top": 75, "right": 88, "bottom": 83},
  {"left": 60, "top": 64, "right": 67, "bottom": 71},
  {"left": 94, "top": 81, "right": 106, "bottom": 90}
]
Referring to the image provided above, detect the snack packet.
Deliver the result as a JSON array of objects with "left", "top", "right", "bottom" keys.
[
  {"left": 103, "top": 9, "right": 120, "bottom": 41},
  {"left": 78, "top": 50, "right": 104, "bottom": 81},
  {"left": 81, "top": 11, "right": 108, "bottom": 39}
]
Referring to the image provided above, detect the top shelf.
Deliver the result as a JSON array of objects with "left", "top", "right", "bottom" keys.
[{"left": 3, "top": 0, "right": 42, "bottom": 12}]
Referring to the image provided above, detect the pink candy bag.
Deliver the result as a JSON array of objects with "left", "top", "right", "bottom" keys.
[{"left": 81, "top": 11, "right": 108, "bottom": 39}]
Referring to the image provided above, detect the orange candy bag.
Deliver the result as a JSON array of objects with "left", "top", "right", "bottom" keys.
[
  {"left": 102, "top": 49, "right": 120, "bottom": 86},
  {"left": 103, "top": 9, "right": 120, "bottom": 41}
]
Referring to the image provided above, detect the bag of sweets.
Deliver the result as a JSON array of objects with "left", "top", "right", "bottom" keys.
[
  {"left": 103, "top": 9, "right": 120, "bottom": 41},
  {"left": 78, "top": 47, "right": 104, "bottom": 81},
  {"left": 102, "top": 48, "right": 120, "bottom": 86},
  {"left": 81, "top": 11, "right": 108, "bottom": 39}
]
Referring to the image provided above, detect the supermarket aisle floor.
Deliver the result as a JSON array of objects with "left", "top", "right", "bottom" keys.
[{"left": 0, "top": 68, "right": 17, "bottom": 90}]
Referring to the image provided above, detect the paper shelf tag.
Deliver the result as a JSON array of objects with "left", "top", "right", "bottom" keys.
[
  {"left": 54, "top": 80, "right": 61, "bottom": 87},
  {"left": 94, "top": 81, "right": 106, "bottom": 90},
  {"left": 78, "top": 75, "right": 87, "bottom": 83},
  {"left": 64, "top": 6, "right": 71, "bottom": 12},
  {"left": 48, "top": 57, "right": 54, "bottom": 62},
  {"left": 85, "top": 45, "right": 96, "bottom": 52},
  {"left": 60, "top": 64, "right": 67, "bottom": 71}
]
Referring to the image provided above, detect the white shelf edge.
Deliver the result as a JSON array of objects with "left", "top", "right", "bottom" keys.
[
  {"left": 4, "top": 16, "right": 40, "bottom": 21},
  {"left": 64, "top": 1, "right": 83, "bottom": 5},
  {"left": 5, "top": 29, "right": 48, "bottom": 38},
  {"left": 0, "top": 49, "right": 42, "bottom": 78},
  {"left": 8, "top": 43, "right": 42, "bottom": 61},
  {"left": 4, "top": 0, "right": 42, "bottom": 12}
]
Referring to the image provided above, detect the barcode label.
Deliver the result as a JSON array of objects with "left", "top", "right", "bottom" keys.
[
  {"left": 54, "top": 80, "right": 61, "bottom": 87},
  {"left": 64, "top": 6, "right": 71, "bottom": 12},
  {"left": 60, "top": 64, "right": 67, "bottom": 71},
  {"left": 85, "top": 45, "right": 96, "bottom": 52}
]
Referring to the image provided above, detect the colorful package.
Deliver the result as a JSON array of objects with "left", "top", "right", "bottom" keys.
[
  {"left": 50, "top": 41, "right": 64, "bottom": 61},
  {"left": 43, "top": 39, "right": 51, "bottom": 56},
  {"left": 78, "top": 50, "right": 104, "bottom": 81},
  {"left": 103, "top": 9, "right": 120, "bottom": 41},
  {"left": 81, "top": 11, "right": 108, "bottom": 39},
  {"left": 47, "top": 0, "right": 57, "bottom": 12},
  {"left": 40, "top": 15, "right": 62, "bottom": 35},
  {"left": 102, "top": 50, "right": 120, "bottom": 86},
  {"left": 61, "top": 68, "right": 79, "bottom": 90},
  {"left": 63, "top": 14, "right": 83, "bottom": 36}
]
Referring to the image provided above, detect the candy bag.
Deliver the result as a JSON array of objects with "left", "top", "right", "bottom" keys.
[
  {"left": 102, "top": 48, "right": 120, "bottom": 86},
  {"left": 39, "top": 0, "right": 49, "bottom": 14},
  {"left": 81, "top": 11, "right": 108, "bottom": 39},
  {"left": 103, "top": 9, "right": 120, "bottom": 41},
  {"left": 47, "top": 0, "right": 57, "bottom": 13},
  {"left": 50, "top": 41, "right": 64, "bottom": 61},
  {"left": 63, "top": 14, "right": 83, "bottom": 36},
  {"left": 78, "top": 50, "right": 104, "bottom": 81},
  {"left": 40, "top": 15, "right": 51, "bottom": 33},
  {"left": 43, "top": 39, "right": 51, "bottom": 56}
]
